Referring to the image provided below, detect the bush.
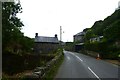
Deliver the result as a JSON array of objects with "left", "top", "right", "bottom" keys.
[
  {"left": 85, "top": 42, "right": 99, "bottom": 52},
  {"left": 84, "top": 41, "right": 119, "bottom": 59},
  {"left": 3, "top": 52, "right": 24, "bottom": 75},
  {"left": 3, "top": 52, "right": 55, "bottom": 75}
]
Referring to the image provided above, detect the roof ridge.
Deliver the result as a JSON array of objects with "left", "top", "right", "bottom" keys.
[
  {"left": 35, "top": 36, "right": 58, "bottom": 43},
  {"left": 38, "top": 36, "right": 55, "bottom": 37}
]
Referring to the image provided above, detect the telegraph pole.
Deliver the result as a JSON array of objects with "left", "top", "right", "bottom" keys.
[
  {"left": 60, "top": 26, "right": 62, "bottom": 42},
  {"left": 60, "top": 26, "right": 62, "bottom": 49}
]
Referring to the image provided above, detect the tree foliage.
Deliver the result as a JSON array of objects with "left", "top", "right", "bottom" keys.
[
  {"left": 84, "top": 9, "right": 120, "bottom": 59},
  {"left": 84, "top": 29, "right": 97, "bottom": 42},
  {"left": 91, "top": 20, "right": 103, "bottom": 36},
  {"left": 104, "top": 20, "right": 120, "bottom": 41},
  {"left": 85, "top": 9, "right": 120, "bottom": 42},
  {"left": 2, "top": 2, "right": 34, "bottom": 55}
]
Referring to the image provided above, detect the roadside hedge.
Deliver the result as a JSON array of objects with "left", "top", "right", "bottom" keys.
[
  {"left": 2, "top": 52, "right": 54, "bottom": 75},
  {"left": 84, "top": 41, "right": 119, "bottom": 59}
]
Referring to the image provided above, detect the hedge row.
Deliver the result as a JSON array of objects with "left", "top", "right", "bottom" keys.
[
  {"left": 2, "top": 52, "right": 55, "bottom": 75},
  {"left": 84, "top": 41, "right": 120, "bottom": 59}
]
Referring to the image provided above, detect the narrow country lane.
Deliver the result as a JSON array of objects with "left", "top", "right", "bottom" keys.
[{"left": 55, "top": 51, "right": 119, "bottom": 80}]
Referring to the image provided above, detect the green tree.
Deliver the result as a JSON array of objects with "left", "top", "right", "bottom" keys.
[
  {"left": 20, "top": 37, "right": 34, "bottom": 53},
  {"left": 2, "top": 2, "right": 24, "bottom": 54},
  {"left": 84, "top": 29, "right": 97, "bottom": 43},
  {"left": 2, "top": 2, "right": 34, "bottom": 55},
  {"left": 91, "top": 20, "right": 103, "bottom": 36},
  {"left": 104, "top": 20, "right": 120, "bottom": 42}
]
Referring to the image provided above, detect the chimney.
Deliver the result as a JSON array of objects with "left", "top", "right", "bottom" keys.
[
  {"left": 35, "top": 33, "right": 38, "bottom": 37},
  {"left": 55, "top": 34, "right": 57, "bottom": 38}
]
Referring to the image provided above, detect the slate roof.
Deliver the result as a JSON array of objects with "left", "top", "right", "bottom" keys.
[
  {"left": 74, "top": 32, "right": 85, "bottom": 37},
  {"left": 35, "top": 36, "right": 59, "bottom": 43}
]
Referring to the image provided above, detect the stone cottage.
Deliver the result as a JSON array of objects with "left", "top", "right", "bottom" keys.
[
  {"left": 73, "top": 32, "right": 85, "bottom": 43},
  {"left": 34, "top": 33, "right": 59, "bottom": 54}
]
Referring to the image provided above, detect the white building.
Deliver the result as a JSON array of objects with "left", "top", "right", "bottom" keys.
[{"left": 90, "top": 36, "right": 103, "bottom": 43}]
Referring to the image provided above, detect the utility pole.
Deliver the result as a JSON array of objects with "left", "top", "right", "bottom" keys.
[
  {"left": 60, "top": 26, "right": 62, "bottom": 49},
  {"left": 60, "top": 26, "right": 62, "bottom": 42}
]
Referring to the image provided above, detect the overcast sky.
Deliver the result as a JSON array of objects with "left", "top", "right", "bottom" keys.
[{"left": 17, "top": 0, "right": 119, "bottom": 42}]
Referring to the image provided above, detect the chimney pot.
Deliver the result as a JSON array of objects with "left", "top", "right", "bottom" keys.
[
  {"left": 55, "top": 34, "right": 57, "bottom": 38},
  {"left": 35, "top": 33, "right": 38, "bottom": 37}
]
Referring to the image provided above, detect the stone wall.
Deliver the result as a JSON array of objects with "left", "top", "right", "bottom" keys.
[
  {"left": 24, "top": 52, "right": 63, "bottom": 79},
  {"left": 34, "top": 42, "right": 59, "bottom": 54}
]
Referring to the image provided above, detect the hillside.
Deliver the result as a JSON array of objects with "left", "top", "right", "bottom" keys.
[{"left": 84, "top": 9, "right": 120, "bottom": 59}]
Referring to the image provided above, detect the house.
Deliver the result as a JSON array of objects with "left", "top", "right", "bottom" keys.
[
  {"left": 34, "top": 33, "right": 59, "bottom": 54},
  {"left": 90, "top": 36, "right": 103, "bottom": 43},
  {"left": 73, "top": 32, "right": 85, "bottom": 42},
  {"left": 73, "top": 32, "right": 86, "bottom": 52}
]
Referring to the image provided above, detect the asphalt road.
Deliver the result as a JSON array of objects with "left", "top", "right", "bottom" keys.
[{"left": 55, "top": 51, "right": 119, "bottom": 80}]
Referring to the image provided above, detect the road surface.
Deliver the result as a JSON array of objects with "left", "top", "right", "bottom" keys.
[{"left": 55, "top": 51, "right": 119, "bottom": 80}]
